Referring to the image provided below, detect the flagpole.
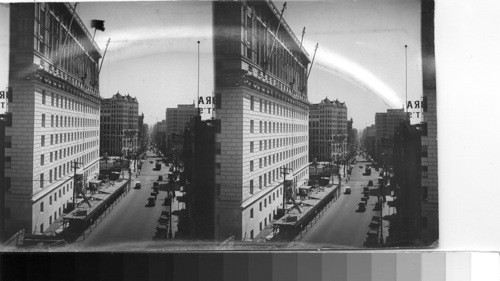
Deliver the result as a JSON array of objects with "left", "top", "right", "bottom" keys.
[
  {"left": 197, "top": 40, "right": 200, "bottom": 116},
  {"left": 405, "top": 44, "right": 408, "bottom": 113},
  {"left": 98, "top": 38, "right": 110, "bottom": 74}
]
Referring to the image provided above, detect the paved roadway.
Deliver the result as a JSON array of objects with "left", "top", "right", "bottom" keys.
[
  {"left": 79, "top": 152, "right": 174, "bottom": 247},
  {"left": 299, "top": 157, "right": 384, "bottom": 248}
]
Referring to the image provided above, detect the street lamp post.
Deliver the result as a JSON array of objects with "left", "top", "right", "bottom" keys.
[{"left": 280, "top": 167, "right": 292, "bottom": 216}]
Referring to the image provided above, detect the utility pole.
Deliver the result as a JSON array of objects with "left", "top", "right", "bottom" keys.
[
  {"left": 280, "top": 166, "right": 291, "bottom": 216},
  {"left": 72, "top": 160, "right": 83, "bottom": 210}
]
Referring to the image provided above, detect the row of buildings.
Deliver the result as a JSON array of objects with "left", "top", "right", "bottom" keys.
[
  {"left": 0, "top": 3, "right": 147, "bottom": 240},
  {"left": 359, "top": 0, "right": 438, "bottom": 245}
]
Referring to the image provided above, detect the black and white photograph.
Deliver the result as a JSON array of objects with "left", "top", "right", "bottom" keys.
[{"left": 0, "top": 0, "right": 438, "bottom": 250}]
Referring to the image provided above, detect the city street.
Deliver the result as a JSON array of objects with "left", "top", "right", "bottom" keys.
[
  {"left": 299, "top": 157, "right": 385, "bottom": 248},
  {"left": 79, "top": 152, "right": 174, "bottom": 247}
]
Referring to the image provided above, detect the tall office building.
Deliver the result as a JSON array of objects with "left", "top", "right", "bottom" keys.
[
  {"left": 420, "top": 0, "right": 438, "bottom": 244},
  {"left": 309, "top": 98, "right": 348, "bottom": 162},
  {"left": 1, "top": 3, "right": 101, "bottom": 238},
  {"left": 214, "top": 0, "right": 310, "bottom": 241},
  {"left": 375, "top": 109, "right": 408, "bottom": 140},
  {"left": 100, "top": 92, "right": 139, "bottom": 157},
  {"left": 165, "top": 104, "right": 198, "bottom": 153},
  {"left": 374, "top": 108, "right": 409, "bottom": 164}
]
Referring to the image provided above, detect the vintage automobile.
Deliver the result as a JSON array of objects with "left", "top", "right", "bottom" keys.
[
  {"left": 357, "top": 202, "right": 366, "bottom": 212},
  {"left": 344, "top": 186, "right": 351, "bottom": 194},
  {"left": 147, "top": 197, "right": 156, "bottom": 207}
]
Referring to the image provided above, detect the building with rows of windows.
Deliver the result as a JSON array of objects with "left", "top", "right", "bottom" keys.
[
  {"left": 0, "top": 3, "right": 101, "bottom": 239},
  {"left": 165, "top": 104, "right": 198, "bottom": 156},
  {"left": 100, "top": 92, "right": 139, "bottom": 157},
  {"left": 309, "top": 98, "right": 348, "bottom": 163},
  {"left": 213, "top": 0, "right": 310, "bottom": 241}
]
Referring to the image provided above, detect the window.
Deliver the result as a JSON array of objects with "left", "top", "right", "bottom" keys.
[
  {"left": 5, "top": 136, "right": 11, "bottom": 148},
  {"left": 259, "top": 176, "right": 262, "bottom": 189},
  {"left": 40, "top": 173, "right": 44, "bottom": 189},
  {"left": 421, "top": 145, "right": 428, "bottom": 158},
  {"left": 5, "top": 177, "right": 11, "bottom": 193},
  {"left": 250, "top": 96, "right": 254, "bottom": 110},
  {"left": 42, "top": 114, "right": 46, "bottom": 127},
  {"left": 40, "top": 223, "right": 44, "bottom": 233},
  {"left": 259, "top": 222, "right": 262, "bottom": 231},
  {"left": 259, "top": 202, "right": 262, "bottom": 211},
  {"left": 50, "top": 134, "right": 53, "bottom": 145},
  {"left": 42, "top": 90, "right": 46, "bottom": 104},
  {"left": 259, "top": 140, "right": 262, "bottom": 151},
  {"left": 40, "top": 154, "right": 44, "bottom": 165},
  {"left": 50, "top": 115, "right": 53, "bottom": 127},
  {"left": 250, "top": 180, "right": 254, "bottom": 194},
  {"left": 422, "top": 186, "right": 428, "bottom": 200},
  {"left": 40, "top": 202, "right": 44, "bottom": 212},
  {"left": 250, "top": 161, "right": 254, "bottom": 172},
  {"left": 250, "top": 208, "right": 254, "bottom": 218},
  {"left": 422, "top": 166, "right": 428, "bottom": 178},
  {"left": 259, "top": 121, "right": 262, "bottom": 133},
  {"left": 250, "top": 120, "right": 254, "bottom": 133},
  {"left": 41, "top": 135, "right": 45, "bottom": 147},
  {"left": 51, "top": 93, "right": 54, "bottom": 106},
  {"left": 216, "top": 142, "right": 221, "bottom": 154},
  {"left": 259, "top": 98, "right": 262, "bottom": 112},
  {"left": 250, "top": 141, "right": 254, "bottom": 153},
  {"left": 250, "top": 230, "right": 254, "bottom": 240},
  {"left": 259, "top": 158, "right": 262, "bottom": 168}
]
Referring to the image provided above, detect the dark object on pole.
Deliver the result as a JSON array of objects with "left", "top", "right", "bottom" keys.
[{"left": 91, "top": 20, "right": 105, "bottom": 31}]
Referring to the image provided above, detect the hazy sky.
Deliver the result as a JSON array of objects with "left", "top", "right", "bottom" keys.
[{"left": 78, "top": 0, "right": 423, "bottom": 130}]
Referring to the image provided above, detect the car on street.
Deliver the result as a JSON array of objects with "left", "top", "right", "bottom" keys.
[
  {"left": 368, "top": 180, "right": 373, "bottom": 186},
  {"left": 147, "top": 197, "right": 156, "bottom": 207},
  {"left": 357, "top": 202, "right": 366, "bottom": 212},
  {"left": 344, "top": 186, "right": 351, "bottom": 194},
  {"left": 134, "top": 181, "right": 141, "bottom": 189}
]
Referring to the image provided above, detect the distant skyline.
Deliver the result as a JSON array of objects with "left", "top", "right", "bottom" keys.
[{"left": 78, "top": 0, "right": 423, "bottom": 130}]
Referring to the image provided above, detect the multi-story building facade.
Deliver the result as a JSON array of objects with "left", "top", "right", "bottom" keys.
[
  {"left": 214, "top": 0, "right": 310, "bottom": 241},
  {"left": 374, "top": 108, "right": 408, "bottom": 165},
  {"left": 100, "top": 92, "right": 139, "bottom": 157},
  {"left": 375, "top": 109, "right": 408, "bottom": 140},
  {"left": 420, "top": 0, "right": 438, "bottom": 244},
  {"left": 1, "top": 3, "right": 101, "bottom": 238},
  {"left": 165, "top": 104, "right": 198, "bottom": 154},
  {"left": 309, "top": 98, "right": 348, "bottom": 162}
]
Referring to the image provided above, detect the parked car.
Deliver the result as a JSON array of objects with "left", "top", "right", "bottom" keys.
[
  {"left": 147, "top": 197, "right": 156, "bottom": 206},
  {"left": 134, "top": 181, "right": 141, "bottom": 189}
]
